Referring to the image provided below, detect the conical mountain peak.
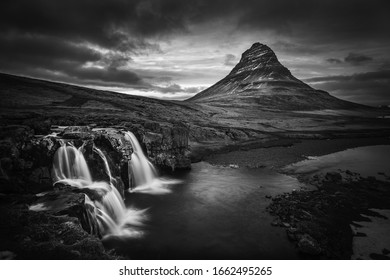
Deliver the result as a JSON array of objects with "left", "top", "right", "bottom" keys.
[
  {"left": 228, "top": 42, "right": 290, "bottom": 78},
  {"left": 188, "top": 42, "right": 307, "bottom": 102}
]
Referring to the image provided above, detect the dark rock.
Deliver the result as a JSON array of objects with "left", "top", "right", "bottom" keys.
[
  {"left": 0, "top": 197, "right": 115, "bottom": 259},
  {"left": 286, "top": 227, "right": 299, "bottom": 241},
  {"left": 369, "top": 253, "right": 390, "bottom": 260},
  {"left": 143, "top": 123, "right": 191, "bottom": 171},
  {"left": 297, "top": 234, "right": 322, "bottom": 256},
  {"left": 61, "top": 126, "right": 92, "bottom": 139},
  {"left": 354, "top": 232, "right": 367, "bottom": 237},
  {"left": 29, "top": 189, "right": 100, "bottom": 236},
  {"left": 0, "top": 251, "right": 16, "bottom": 260},
  {"left": 0, "top": 126, "right": 57, "bottom": 194},
  {"left": 325, "top": 172, "right": 342, "bottom": 182}
]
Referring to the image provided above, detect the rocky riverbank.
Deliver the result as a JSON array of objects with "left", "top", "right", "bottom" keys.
[{"left": 267, "top": 171, "right": 390, "bottom": 259}]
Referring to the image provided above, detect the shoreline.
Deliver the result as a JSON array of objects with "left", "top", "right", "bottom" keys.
[{"left": 204, "top": 137, "right": 390, "bottom": 169}]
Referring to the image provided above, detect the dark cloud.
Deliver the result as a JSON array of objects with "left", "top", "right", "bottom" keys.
[
  {"left": 0, "top": 0, "right": 194, "bottom": 88},
  {"left": 345, "top": 53, "right": 373, "bottom": 65},
  {"left": 326, "top": 58, "right": 343, "bottom": 64},
  {"left": 224, "top": 54, "right": 237, "bottom": 66},
  {"left": 0, "top": 0, "right": 389, "bottom": 98},
  {"left": 0, "top": 33, "right": 101, "bottom": 66},
  {"left": 304, "top": 70, "right": 390, "bottom": 105},
  {"left": 1, "top": 0, "right": 388, "bottom": 51}
]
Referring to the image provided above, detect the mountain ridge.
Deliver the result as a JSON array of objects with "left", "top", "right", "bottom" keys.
[{"left": 187, "top": 42, "right": 363, "bottom": 110}]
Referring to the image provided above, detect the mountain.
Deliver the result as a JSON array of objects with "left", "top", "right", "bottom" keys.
[{"left": 188, "top": 43, "right": 362, "bottom": 110}]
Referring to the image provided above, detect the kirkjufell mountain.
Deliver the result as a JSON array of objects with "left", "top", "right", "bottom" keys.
[{"left": 188, "top": 43, "right": 363, "bottom": 110}]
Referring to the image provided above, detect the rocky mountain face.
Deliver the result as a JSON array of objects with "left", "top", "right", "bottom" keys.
[{"left": 188, "top": 43, "right": 361, "bottom": 110}]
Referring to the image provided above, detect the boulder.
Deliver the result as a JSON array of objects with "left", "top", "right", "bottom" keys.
[
  {"left": 325, "top": 172, "right": 342, "bottom": 183},
  {"left": 29, "top": 189, "right": 100, "bottom": 236},
  {"left": 297, "top": 234, "right": 322, "bottom": 256},
  {"left": 0, "top": 203, "right": 112, "bottom": 259}
]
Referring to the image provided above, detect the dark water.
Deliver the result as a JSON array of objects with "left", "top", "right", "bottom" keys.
[{"left": 105, "top": 162, "right": 303, "bottom": 259}]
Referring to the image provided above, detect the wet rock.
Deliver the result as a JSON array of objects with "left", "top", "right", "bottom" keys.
[
  {"left": 29, "top": 189, "right": 100, "bottom": 236},
  {"left": 325, "top": 172, "right": 342, "bottom": 182},
  {"left": 286, "top": 227, "right": 300, "bottom": 241},
  {"left": 0, "top": 206, "right": 112, "bottom": 259},
  {"left": 142, "top": 123, "right": 191, "bottom": 171},
  {"left": 298, "top": 234, "right": 322, "bottom": 256},
  {"left": 0, "top": 251, "right": 16, "bottom": 260},
  {"left": 0, "top": 126, "right": 56, "bottom": 194},
  {"left": 61, "top": 126, "right": 92, "bottom": 139},
  {"left": 28, "top": 167, "right": 52, "bottom": 187},
  {"left": 282, "top": 222, "right": 291, "bottom": 228},
  {"left": 369, "top": 253, "right": 390, "bottom": 260}
]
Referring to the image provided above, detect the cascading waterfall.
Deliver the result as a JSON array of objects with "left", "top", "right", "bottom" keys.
[
  {"left": 53, "top": 140, "right": 92, "bottom": 184},
  {"left": 124, "top": 131, "right": 181, "bottom": 194},
  {"left": 52, "top": 141, "right": 146, "bottom": 239},
  {"left": 50, "top": 131, "right": 180, "bottom": 239}
]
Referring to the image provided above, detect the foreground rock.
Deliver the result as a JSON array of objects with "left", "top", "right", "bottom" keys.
[
  {"left": 267, "top": 172, "right": 390, "bottom": 259},
  {"left": 0, "top": 194, "right": 117, "bottom": 259}
]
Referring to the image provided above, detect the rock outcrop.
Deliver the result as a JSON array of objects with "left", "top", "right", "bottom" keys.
[
  {"left": 0, "top": 125, "right": 57, "bottom": 194},
  {"left": 141, "top": 122, "right": 191, "bottom": 171},
  {"left": 0, "top": 194, "right": 115, "bottom": 259}
]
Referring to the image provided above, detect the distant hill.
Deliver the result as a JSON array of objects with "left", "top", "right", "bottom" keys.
[{"left": 188, "top": 43, "right": 365, "bottom": 110}]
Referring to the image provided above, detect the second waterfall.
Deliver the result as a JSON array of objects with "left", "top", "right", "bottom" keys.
[{"left": 125, "top": 131, "right": 181, "bottom": 195}]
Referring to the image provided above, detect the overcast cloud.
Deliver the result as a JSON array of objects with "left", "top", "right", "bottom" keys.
[{"left": 0, "top": 0, "right": 389, "bottom": 104}]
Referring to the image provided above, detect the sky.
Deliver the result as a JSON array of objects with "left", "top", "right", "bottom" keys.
[{"left": 0, "top": 0, "right": 389, "bottom": 106}]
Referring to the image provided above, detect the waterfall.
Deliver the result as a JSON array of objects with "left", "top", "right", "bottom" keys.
[
  {"left": 52, "top": 141, "right": 146, "bottom": 239},
  {"left": 124, "top": 131, "right": 181, "bottom": 195},
  {"left": 53, "top": 141, "right": 92, "bottom": 183},
  {"left": 50, "top": 131, "right": 181, "bottom": 239},
  {"left": 93, "top": 146, "right": 116, "bottom": 187}
]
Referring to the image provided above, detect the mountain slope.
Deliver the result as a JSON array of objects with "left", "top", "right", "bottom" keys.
[{"left": 188, "top": 43, "right": 363, "bottom": 110}]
